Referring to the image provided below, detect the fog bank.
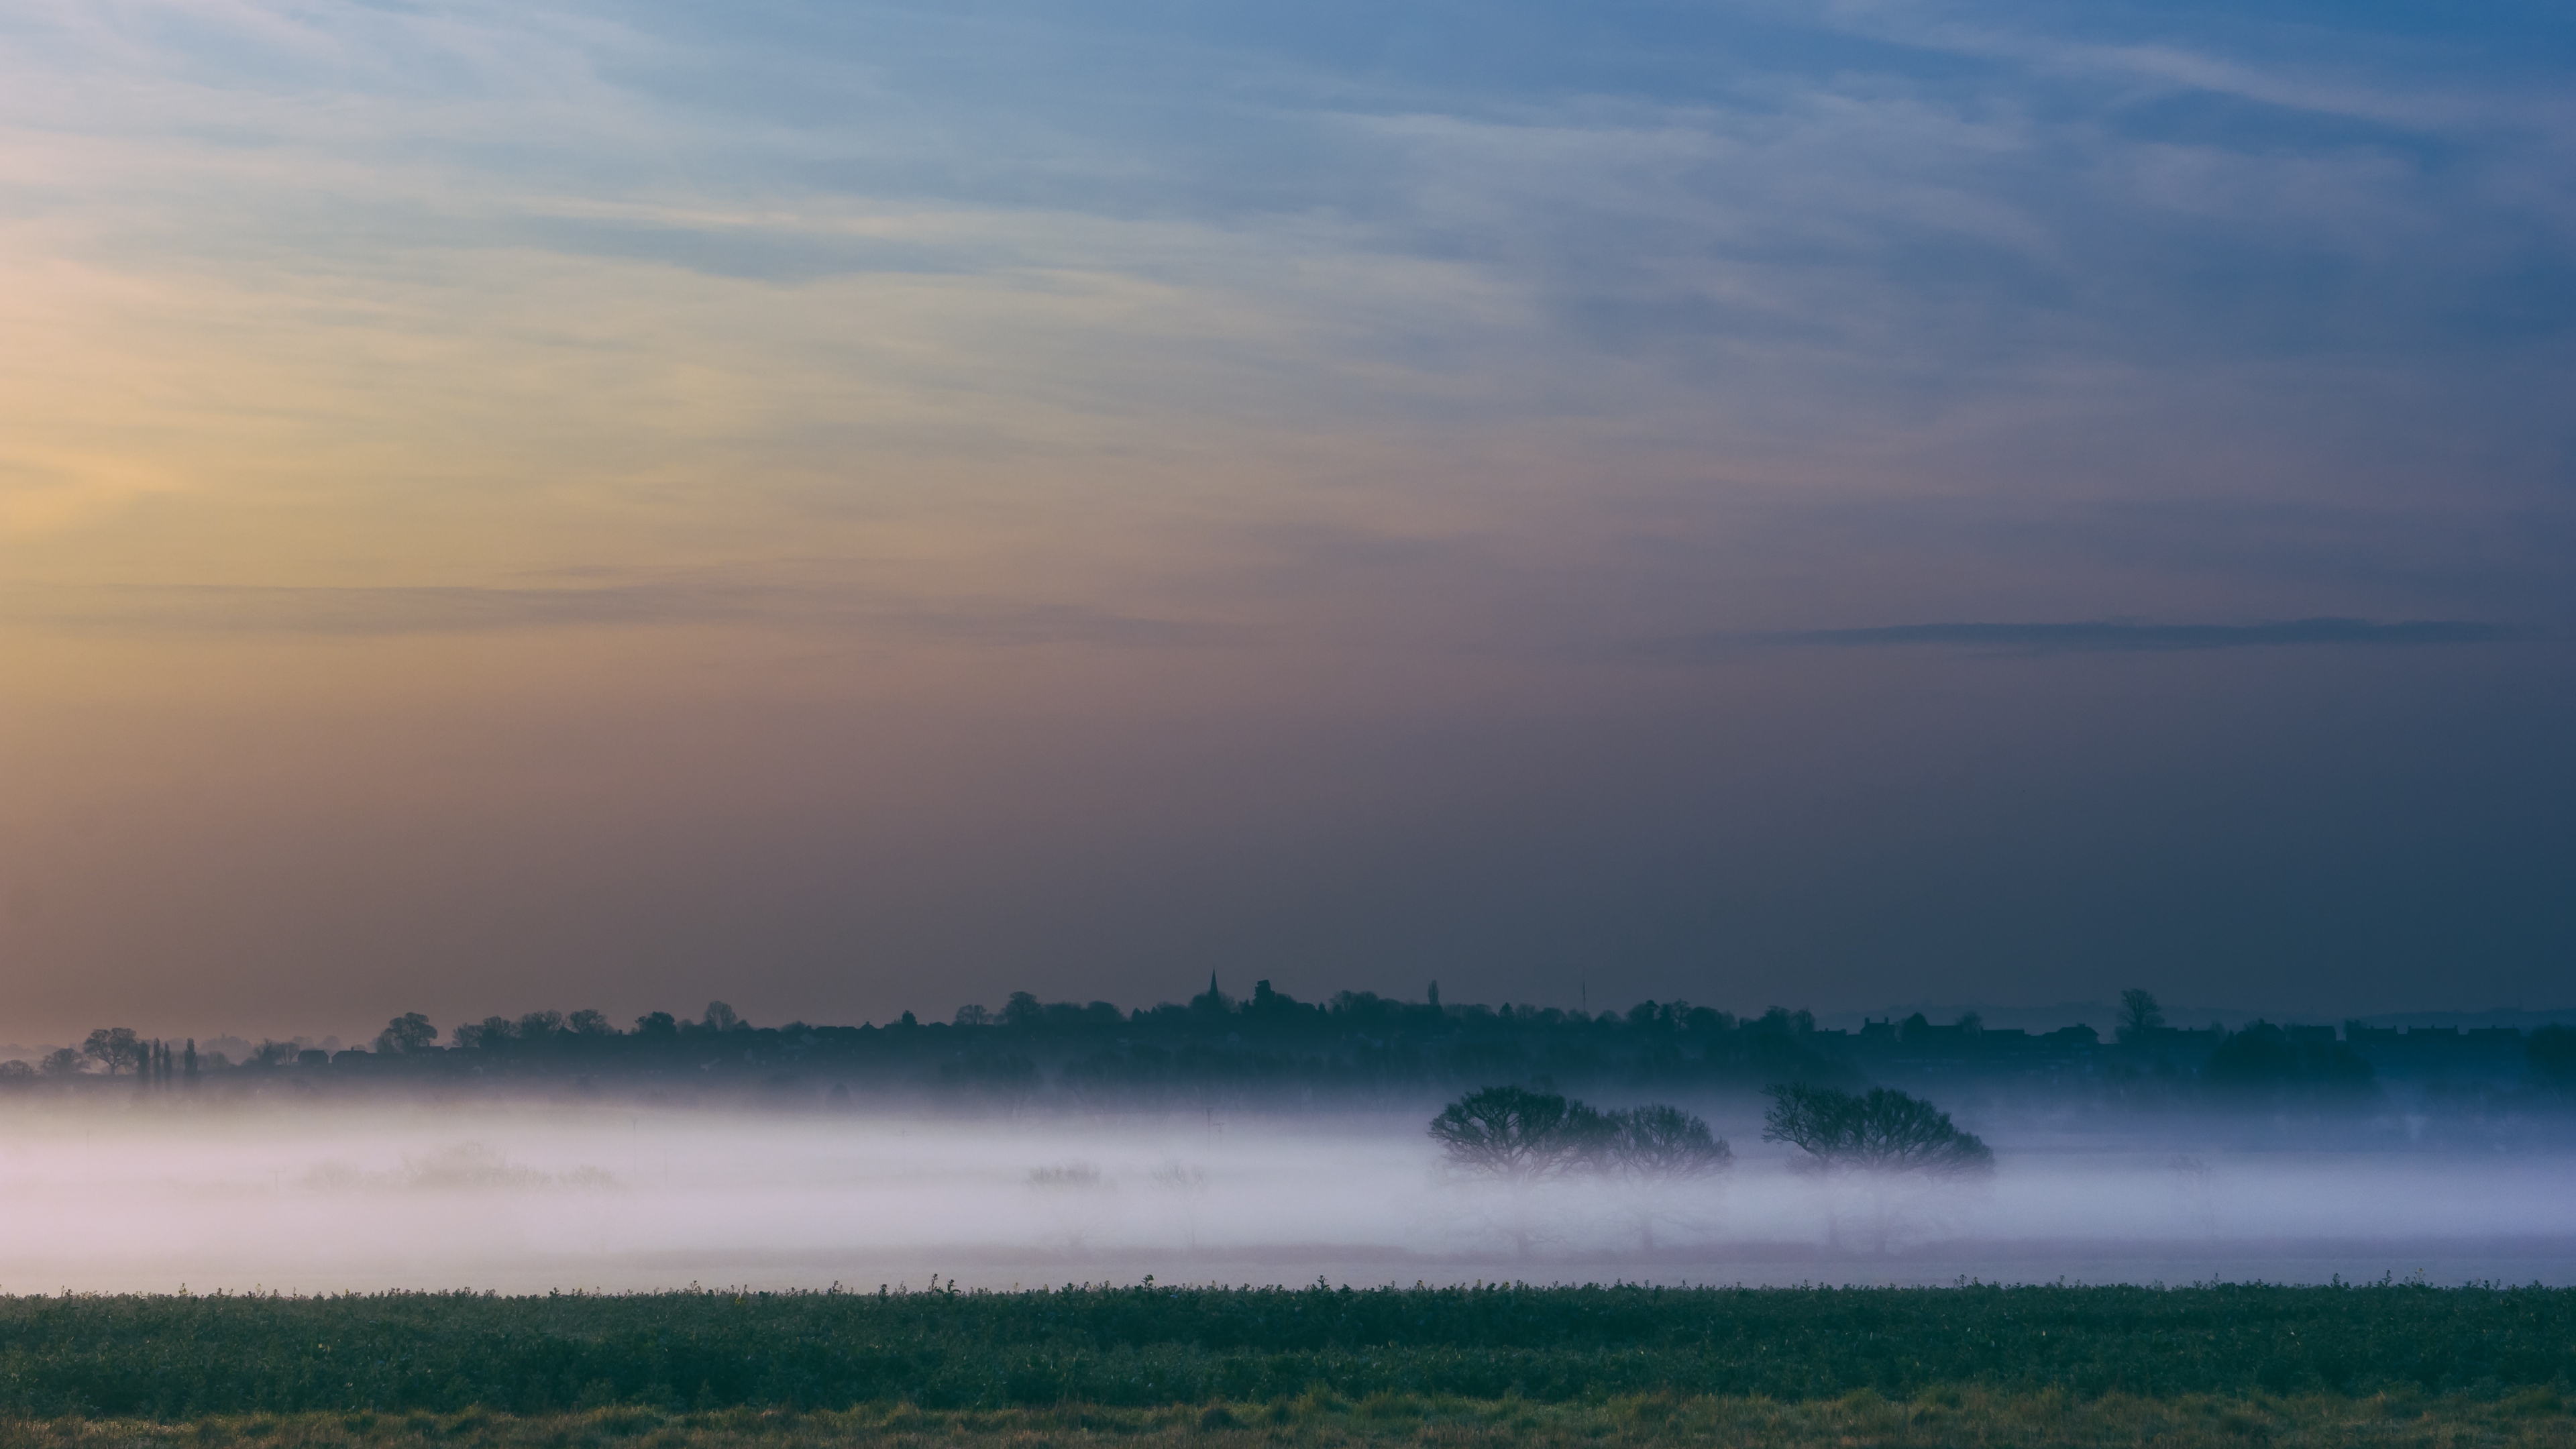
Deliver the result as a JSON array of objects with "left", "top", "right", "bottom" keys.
[{"left": 4, "top": 1104, "right": 2574, "bottom": 1294}]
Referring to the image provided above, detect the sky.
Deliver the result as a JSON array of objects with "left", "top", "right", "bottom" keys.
[{"left": 1, "top": 0, "right": 2571, "bottom": 1042}]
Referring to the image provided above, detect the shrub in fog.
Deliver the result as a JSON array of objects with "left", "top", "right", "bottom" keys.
[
  {"left": 1762, "top": 1084, "right": 1992, "bottom": 1177},
  {"left": 405, "top": 1143, "right": 552, "bottom": 1190},
  {"left": 1027, "top": 1163, "right": 1105, "bottom": 1189}
]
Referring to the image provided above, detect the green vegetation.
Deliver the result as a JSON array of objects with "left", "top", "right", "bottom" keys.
[
  {"left": 3, "top": 1283, "right": 2573, "bottom": 1417},
  {"left": 1, "top": 1391, "right": 2572, "bottom": 1449}
]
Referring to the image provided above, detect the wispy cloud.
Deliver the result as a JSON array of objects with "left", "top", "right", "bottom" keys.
[
  {"left": 0, "top": 581, "right": 1228, "bottom": 647},
  {"left": 1666, "top": 618, "right": 2528, "bottom": 655}
]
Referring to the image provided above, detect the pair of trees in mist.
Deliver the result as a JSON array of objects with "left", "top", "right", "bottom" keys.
[
  {"left": 1422, "top": 1079, "right": 1991, "bottom": 1256},
  {"left": 1429, "top": 1085, "right": 1734, "bottom": 1255},
  {"left": 1427, "top": 1081, "right": 1989, "bottom": 1183},
  {"left": 1428, "top": 1086, "right": 1733, "bottom": 1184}
]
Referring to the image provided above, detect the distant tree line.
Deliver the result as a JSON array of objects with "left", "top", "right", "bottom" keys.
[{"left": 10, "top": 982, "right": 2573, "bottom": 1120}]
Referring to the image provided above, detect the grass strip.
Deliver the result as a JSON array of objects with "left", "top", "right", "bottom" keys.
[
  {"left": 1, "top": 1389, "right": 2573, "bottom": 1449},
  {"left": 3, "top": 1283, "right": 2573, "bottom": 1415}
]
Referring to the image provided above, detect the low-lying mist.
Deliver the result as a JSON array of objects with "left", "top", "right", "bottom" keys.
[{"left": 5, "top": 1102, "right": 2573, "bottom": 1293}]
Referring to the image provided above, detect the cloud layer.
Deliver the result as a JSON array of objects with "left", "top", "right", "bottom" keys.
[{"left": 1690, "top": 619, "right": 2529, "bottom": 654}]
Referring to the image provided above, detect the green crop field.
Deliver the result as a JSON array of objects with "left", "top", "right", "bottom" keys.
[
  {"left": 2, "top": 1282, "right": 2573, "bottom": 1422},
  {"left": 0, "top": 1391, "right": 2571, "bottom": 1449}
]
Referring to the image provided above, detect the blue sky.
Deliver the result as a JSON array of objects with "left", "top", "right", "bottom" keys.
[{"left": 0, "top": 0, "right": 2569, "bottom": 1033}]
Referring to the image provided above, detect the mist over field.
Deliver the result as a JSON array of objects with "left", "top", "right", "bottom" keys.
[
  {"left": 7, "top": 1101, "right": 2575, "bottom": 1295},
  {"left": 9, "top": 7, "right": 2573, "bottom": 1415}
]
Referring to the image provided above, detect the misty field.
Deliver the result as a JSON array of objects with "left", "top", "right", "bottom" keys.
[{"left": 3, "top": 1283, "right": 2574, "bottom": 1417}]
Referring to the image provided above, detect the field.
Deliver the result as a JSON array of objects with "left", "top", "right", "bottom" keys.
[
  {"left": 1, "top": 1392, "right": 2573, "bottom": 1449},
  {"left": 2, "top": 1283, "right": 2573, "bottom": 1419}
]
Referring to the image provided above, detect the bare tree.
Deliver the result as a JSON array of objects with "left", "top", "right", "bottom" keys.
[
  {"left": 1428, "top": 1085, "right": 1608, "bottom": 1183},
  {"left": 40, "top": 1047, "right": 84, "bottom": 1077},
  {"left": 1601, "top": 1103, "right": 1732, "bottom": 1252},
  {"left": 1762, "top": 1084, "right": 1992, "bottom": 1177},
  {"left": 702, "top": 1001, "right": 742, "bottom": 1032},
  {"left": 2117, "top": 989, "right": 2165, "bottom": 1044},
  {"left": 1603, "top": 1104, "right": 1733, "bottom": 1182},
  {"left": 1764, "top": 1084, "right": 1990, "bottom": 1254},
  {"left": 566, "top": 1009, "right": 616, "bottom": 1036}
]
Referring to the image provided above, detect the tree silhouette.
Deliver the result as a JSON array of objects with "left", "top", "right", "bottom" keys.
[
  {"left": 1603, "top": 1104, "right": 1733, "bottom": 1182},
  {"left": 1763, "top": 1083, "right": 1990, "bottom": 1254},
  {"left": 376, "top": 1013, "right": 438, "bottom": 1055},
  {"left": 1762, "top": 1084, "right": 1992, "bottom": 1177},
  {"left": 2117, "top": 989, "right": 2165, "bottom": 1044},
  {"left": 82, "top": 1027, "right": 142, "bottom": 1075},
  {"left": 1428, "top": 1085, "right": 1608, "bottom": 1182}
]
